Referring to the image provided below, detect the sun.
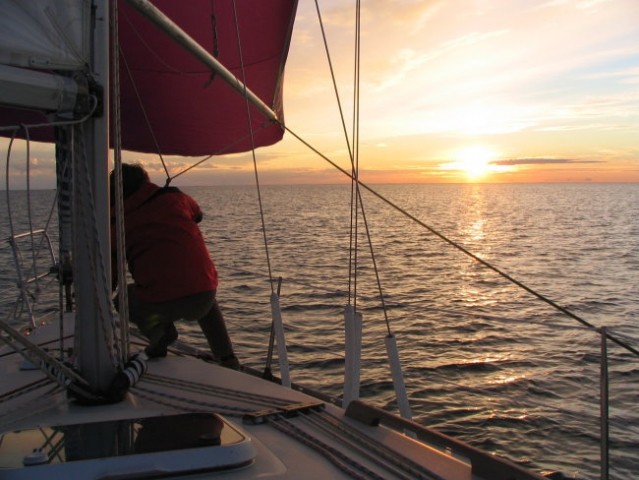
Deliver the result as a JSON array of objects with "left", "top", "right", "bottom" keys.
[
  {"left": 455, "top": 145, "right": 496, "bottom": 180},
  {"left": 438, "top": 144, "right": 502, "bottom": 181}
]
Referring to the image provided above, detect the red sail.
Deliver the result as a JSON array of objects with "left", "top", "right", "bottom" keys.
[{"left": 0, "top": 0, "right": 297, "bottom": 156}]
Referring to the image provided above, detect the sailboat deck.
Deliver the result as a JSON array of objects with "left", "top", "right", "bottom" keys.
[{"left": 0, "top": 320, "right": 476, "bottom": 480}]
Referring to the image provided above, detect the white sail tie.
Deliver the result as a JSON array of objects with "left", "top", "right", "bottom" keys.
[
  {"left": 342, "top": 304, "right": 362, "bottom": 408},
  {"left": 385, "top": 333, "right": 413, "bottom": 423},
  {"left": 270, "top": 293, "right": 291, "bottom": 387}
]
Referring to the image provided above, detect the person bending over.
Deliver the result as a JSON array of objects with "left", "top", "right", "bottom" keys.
[{"left": 110, "top": 163, "right": 239, "bottom": 369}]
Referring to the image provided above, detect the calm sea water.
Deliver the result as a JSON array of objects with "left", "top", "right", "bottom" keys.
[{"left": 1, "top": 183, "right": 638, "bottom": 479}]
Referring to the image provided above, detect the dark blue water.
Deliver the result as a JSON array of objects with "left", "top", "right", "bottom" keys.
[{"left": 2, "top": 183, "right": 638, "bottom": 479}]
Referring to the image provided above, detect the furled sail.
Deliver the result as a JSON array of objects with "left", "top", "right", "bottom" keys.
[
  {"left": 0, "top": 0, "right": 298, "bottom": 156},
  {"left": 0, "top": 0, "right": 90, "bottom": 70}
]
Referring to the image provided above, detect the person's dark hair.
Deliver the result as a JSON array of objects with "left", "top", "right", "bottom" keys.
[{"left": 110, "top": 163, "right": 149, "bottom": 201}]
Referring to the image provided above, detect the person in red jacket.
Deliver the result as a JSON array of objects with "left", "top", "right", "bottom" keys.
[{"left": 111, "top": 163, "right": 239, "bottom": 368}]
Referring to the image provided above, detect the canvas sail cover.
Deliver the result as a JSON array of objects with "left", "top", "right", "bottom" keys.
[{"left": 0, "top": 0, "right": 297, "bottom": 156}]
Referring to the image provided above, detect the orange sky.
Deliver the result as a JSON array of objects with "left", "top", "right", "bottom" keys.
[{"left": 2, "top": 0, "right": 638, "bottom": 187}]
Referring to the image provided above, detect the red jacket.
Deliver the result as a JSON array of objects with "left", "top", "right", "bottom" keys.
[{"left": 112, "top": 181, "right": 218, "bottom": 302}]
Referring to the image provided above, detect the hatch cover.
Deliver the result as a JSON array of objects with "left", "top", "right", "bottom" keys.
[{"left": 0, "top": 412, "right": 255, "bottom": 479}]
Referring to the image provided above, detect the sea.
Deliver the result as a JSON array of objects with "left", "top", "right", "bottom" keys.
[{"left": 1, "top": 183, "right": 638, "bottom": 480}]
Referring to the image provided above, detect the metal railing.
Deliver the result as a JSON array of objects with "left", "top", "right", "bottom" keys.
[{"left": 5, "top": 229, "right": 57, "bottom": 328}]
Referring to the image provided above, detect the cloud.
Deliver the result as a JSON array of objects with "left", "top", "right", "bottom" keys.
[{"left": 494, "top": 158, "right": 604, "bottom": 166}]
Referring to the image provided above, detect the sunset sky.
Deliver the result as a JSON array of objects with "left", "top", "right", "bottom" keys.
[
  {"left": 252, "top": 0, "right": 639, "bottom": 185},
  {"left": 2, "top": 0, "right": 639, "bottom": 187}
]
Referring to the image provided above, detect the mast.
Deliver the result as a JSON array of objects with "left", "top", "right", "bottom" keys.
[
  {"left": 71, "top": 0, "right": 116, "bottom": 392},
  {"left": 0, "top": 0, "right": 116, "bottom": 394}
]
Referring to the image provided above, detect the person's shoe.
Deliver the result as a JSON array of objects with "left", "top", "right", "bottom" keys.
[
  {"left": 219, "top": 354, "right": 241, "bottom": 370},
  {"left": 145, "top": 324, "right": 178, "bottom": 358}
]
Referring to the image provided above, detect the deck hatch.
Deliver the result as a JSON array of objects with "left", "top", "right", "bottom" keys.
[{"left": 0, "top": 412, "right": 255, "bottom": 479}]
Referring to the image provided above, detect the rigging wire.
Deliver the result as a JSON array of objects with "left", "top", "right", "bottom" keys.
[
  {"left": 311, "top": 0, "right": 356, "bottom": 305},
  {"left": 228, "top": 0, "right": 279, "bottom": 377},
  {"left": 350, "top": 0, "right": 362, "bottom": 313},
  {"left": 230, "top": 1, "right": 276, "bottom": 296},
  {"left": 313, "top": 0, "right": 391, "bottom": 334},
  {"left": 111, "top": 0, "right": 130, "bottom": 363},
  {"left": 168, "top": 124, "right": 271, "bottom": 183},
  {"left": 117, "top": 49, "right": 169, "bottom": 181},
  {"left": 353, "top": 0, "right": 393, "bottom": 335}
]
